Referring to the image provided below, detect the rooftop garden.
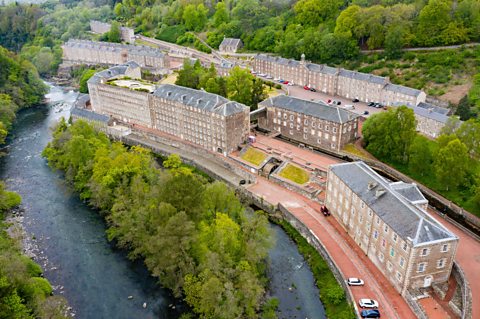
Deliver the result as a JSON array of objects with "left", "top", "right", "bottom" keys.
[
  {"left": 278, "top": 163, "right": 310, "bottom": 185},
  {"left": 240, "top": 147, "right": 268, "bottom": 166}
]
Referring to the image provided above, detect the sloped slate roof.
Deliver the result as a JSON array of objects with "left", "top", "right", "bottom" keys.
[
  {"left": 330, "top": 162, "right": 456, "bottom": 245},
  {"left": 87, "top": 61, "right": 140, "bottom": 84},
  {"left": 407, "top": 105, "right": 450, "bottom": 123},
  {"left": 71, "top": 94, "right": 109, "bottom": 123},
  {"left": 385, "top": 83, "right": 423, "bottom": 97},
  {"left": 417, "top": 102, "right": 450, "bottom": 115},
  {"left": 260, "top": 95, "right": 358, "bottom": 124},
  {"left": 339, "top": 69, "right": 387, "bottom": 85},
  {"left": 153, "top": 84, "right": 249, "bottom": 116},
  {"left": 220, "top": 38, "right": 242, "bottom": 48},
  {"left": 64, "top": 39, "right": 165, "bottom": 58},
  {"left": 390, "top": 181, "right": 428, "bottom": 204}
]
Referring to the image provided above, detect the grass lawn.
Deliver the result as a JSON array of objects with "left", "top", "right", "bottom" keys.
[
  {"left": 241, "top": 147, "right": 267, "bottom": 166},
  {"left": 160, "top": 73, "right": 178, "bottom": 85},
  {"left": 279, "top": 163, "right": 310, "bottom": 184},
  {"left": 342, "top": 143, "right": 373, "bottom": 159}
]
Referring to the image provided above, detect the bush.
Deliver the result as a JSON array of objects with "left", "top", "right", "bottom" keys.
[{"left": 156, "top": 25, "right": 186, "bottom": 43}]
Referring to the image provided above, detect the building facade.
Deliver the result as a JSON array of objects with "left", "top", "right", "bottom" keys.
[
  {"left": 326, "top": 162, "right": 458, "bottom": 295},
  {"left": 253, "top": 54, "right": 427, "bottom": 107},
  {"left": 86, "top": 63, "right": 250, "bottom": 155},
  {"left": 90, "top": 20, "right": 135, "bottom": 43},
  {"left": 407, "top": 102, "right": 452, "bottom": 138},
  {"left": 62, "top": 39, "right": 169, "bottom": 71},
  {"left": 258, "top": 95, "right": 359, "bottom": 152},
  {"left": 219, "top": 38, "right": 243, "bottom": 53}
]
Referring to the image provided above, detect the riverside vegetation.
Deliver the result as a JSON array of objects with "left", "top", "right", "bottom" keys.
[
  {"left": 0, "top": 46, "right": 68, "bottom": 319},
  {"left": 42, "top": 119, "right": 275, "bottom": 318},
  {"left": 362, "top": 106, "right": 480, "bottom": 216}
]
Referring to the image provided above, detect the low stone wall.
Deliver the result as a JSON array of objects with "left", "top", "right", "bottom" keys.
[
  {"left": 277, "top": 203, "right": 359, "bottom": 317},
  {"left": 451, "top": 262, "right": 472, "bottom": 319},
  {"left": 404, "top": 290, "right": 428, "bottom": 319},
  {"left": 116, "top": 131, "right": 257, "bottom": 186}
]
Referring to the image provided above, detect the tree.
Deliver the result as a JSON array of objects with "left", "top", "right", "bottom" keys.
[
  {"left": 362, "top": 106, "right": 416, "bottom": 163},
  {"left": 455, "top": 119, "right": 480, "bottom": 158},
  {"left": 176, "top": 59, "right": 200, "bottom": 89},
  {"left": 183, "top": 4, "right": 208, "bottom": 32},
  {"left": 213, "top": 2, "right": 229, "bottom": 27},
  {"left": 108, "top": 21, "right": 122, "bottom": 43},
  {"left": 435, "top": 139, "right": 469, "bottom": 191},
  {"left": 408, "top": 135, "right": 434, "bottom": 176},
  {"left": 416, "top": 0, "right": 452, "bottom": 46},
  {"left": 227, "top": 66, "right": 253, "bottom": 106},
  {"left": 32, "top": 47, "right": 55, "bottom": 76},
  {"left": 385, "top": 25, "right": 405, "bottom": 59},
  {"left": 294, "top": 0, "right": 342, "bottom": 26},
  {"left": 251, "top": 78, "right": 266, "bottom": 110},
  {"left": 79, "top": 69, "right": 97, "bottom": 93}
]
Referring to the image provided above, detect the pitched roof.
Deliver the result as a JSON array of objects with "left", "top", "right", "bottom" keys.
[
  {"left": 330, "top": 162, "right": 457, "bottom": 245},
  {"left": 384, "top": 83, "right": 423, "bottom": 97},
  {"left": 71, "top": 94, "right": 110, "bottom": 123},
  {"left": 417, "top": 102, "right": 450, "bottom": 115},
  {"left": 220, "top": 38, "right": 243, "bottom": 48},
  {"left": 407, "top": 105, "right": 450, "bottom": 123},
  {"left": 339, "top": 69, "right": 387, "bottom": 85},
  {"left": 87, "top": 61, "right": 140, "bottom": 84},
  {"left": 153, "top": 84, "right": 249, "bottom": 116},
  {"left": 64, "top": 39, "right": 165, "bottom": 58},
  {"left": 259, "top": 95, "right": 358, "bottom": 124}
]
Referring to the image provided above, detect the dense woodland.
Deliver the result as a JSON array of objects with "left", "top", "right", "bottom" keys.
[
  {"left": 175, "top": 60, "right": 269, "bottom": 108},
  {"left": 0, "top": 45, "right": 47, "bottom": 143},
  {"left": 0, "top": 46, "right": 67, "bottom": 319},
  {"left": 363, "top": 107, "right": 480, "bottom": 216},
  {"left": 42, "top": 120, "right": 275, "bottom": 318}
]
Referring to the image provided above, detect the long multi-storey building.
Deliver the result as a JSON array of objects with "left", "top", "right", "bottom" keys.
[
  {"left": 326, "top": 162, "right": 458, "bottom": 295},
  {"left": 258, "top": 95, "right": 359, "bottom": 152},
  {"left": 253, "top": 54, "right": 427, "bottom": 107},
  {"left": 62, "top": 39, "right": 169, "bottom": 71},
  {"left": 90, "top": 20, "right": 135, "bottom": 43},
  {"left": 87, "top": 62, "right": 250, "bottom": 155}
]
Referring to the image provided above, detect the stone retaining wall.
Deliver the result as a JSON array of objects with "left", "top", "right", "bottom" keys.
[{"left": 451, "top": 262, "right": 472, "bottom": 319}]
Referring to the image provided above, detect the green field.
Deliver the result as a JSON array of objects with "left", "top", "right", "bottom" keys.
[
  {"left": 241, "top": 147, "right": 268, "bottom": 166},
  {"left": 279, "top": 164, "right": 310, "bottom": 185}
]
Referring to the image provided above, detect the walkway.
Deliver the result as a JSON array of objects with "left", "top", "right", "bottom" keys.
[
  {"left": 247, "top": 178, "right": 417, "bottom": 319},
  {"left": 429, "top": 208, "right": 480, "bottom": 319},
  {"left": 361, "top": 42, "right": 480, "bottom": 53}
]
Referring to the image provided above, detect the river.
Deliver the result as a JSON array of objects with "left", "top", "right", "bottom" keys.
[{"left": 0, "top": 83, "right": 325, "bottom": 319}]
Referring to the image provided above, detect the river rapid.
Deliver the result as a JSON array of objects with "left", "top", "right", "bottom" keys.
[{"left": 0, "top": 83, "right": 325, "bottom": 319}]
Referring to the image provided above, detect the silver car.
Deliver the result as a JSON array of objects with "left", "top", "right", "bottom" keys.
[
  {"left": 359, "top": 299, "right": 379, "bottom": 308},
  {"left": 347, "top": 278, "right": 364, "bottom": 286}
]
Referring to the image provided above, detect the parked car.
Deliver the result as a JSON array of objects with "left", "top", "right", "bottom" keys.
[
  {"left": 367, "top": 102, "right": 375, "bottom": 107},
  {"left": 278, "top": 79, "right": 285, "bottom": 83},
  {"left": 344, "top": 104, "right": 355, "bottom": 110},
  {"left": 363, "top": 110, "right": 369, "bottom": 115},
  {"left": 352, "top": 98, "right": 360, "bottom": 103},
  {"left": 239, "top": 179, "right": 246, "bottom": 185},
  {"left": 361, "top": 309, "right": 381, "bottom": 318},
  {"left": 359, "top": 299, "right": 379, "bottom": 308},
  {"left": 347, "top": 278, "right": 364, "bottom": 286},
  {"left": 251, "top": 71, "right": 258, "bottom": 75},
  {"left": 309, "top": 87, "right": 316, "bottom": 92},
  {"left": 320, "top": 205, "right": 330, "bottom": 216},
  {"left": 374, "top": 103, "right": 383, "bottom": 108},
  {"left": 283, "top": 81, "right": 289, "bottom": 85},
  {"left": 258, "top": 73, "right": 266, "bottom": 77},
  {"left": 287, "top": 82, "right": 294, "bottom": 86},
  {"left": 336, "top": 100, "right": 341, "bottom": 105},
  {"left": 266, "top": 75, "right": 273, "bottom": 79},
  {"left": 303, "top": 85, "right": 310, "bottom": 90},
  {"left": 327, "top": 99, "right": 332, "bottom": 104}
]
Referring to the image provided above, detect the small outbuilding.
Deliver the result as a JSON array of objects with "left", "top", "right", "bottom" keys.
[{"left": 219, "top": 38, "right": 243, "bottom": 53}]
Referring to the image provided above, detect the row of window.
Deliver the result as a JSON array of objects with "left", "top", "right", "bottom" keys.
[{"left": 417, "top": 258, "right": 447, "bottom": 272}]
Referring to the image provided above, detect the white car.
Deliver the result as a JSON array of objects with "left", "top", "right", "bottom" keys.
[
  {"left": 347, "top": 278, "right": 364, "bottom": 286},
  {"left": 266, "top": 75, "right": 273, "bottom": 79},
  {"left": 359, "top": 299, "right": 379, "bottom": 308},
  {"left": 258, "top": 73, "right": 266, "bottom": 77},
  {"left": 287, "top": 82, "right": 294, "bottom": 86}
]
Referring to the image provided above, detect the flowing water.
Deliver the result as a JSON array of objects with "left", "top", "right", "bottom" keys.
[{"left": 0, "top": 83, "right": 325, "bottom": 319}]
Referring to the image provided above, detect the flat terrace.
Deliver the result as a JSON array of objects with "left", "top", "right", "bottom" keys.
[{"left": 107, "top": 78, "right": 156, "bottom": 93}]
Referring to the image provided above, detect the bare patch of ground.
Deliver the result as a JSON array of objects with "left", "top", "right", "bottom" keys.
[{"left": 440, "top": 83, "right": 472, "bottom": 104}]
